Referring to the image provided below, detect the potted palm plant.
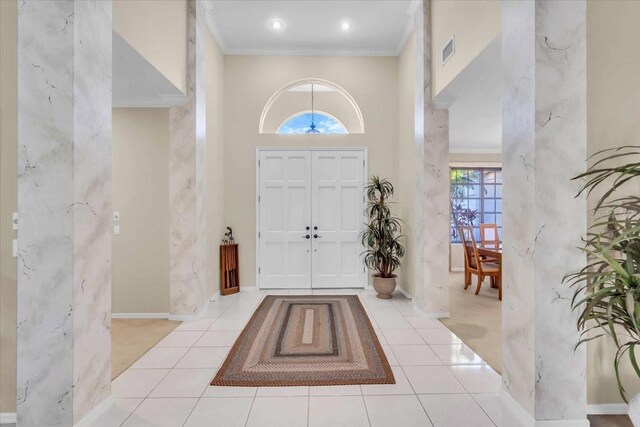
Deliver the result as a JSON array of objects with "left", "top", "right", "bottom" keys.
[
  {"left": 361, "top": 176, "right": 405, "bottom": 299},
  {"left": 565, "top": 146, "right": 640, "bottom": 423}
]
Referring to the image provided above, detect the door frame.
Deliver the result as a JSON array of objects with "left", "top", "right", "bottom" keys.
[{"left": 255, "top": 147, "right": 369, "bottom": 290}]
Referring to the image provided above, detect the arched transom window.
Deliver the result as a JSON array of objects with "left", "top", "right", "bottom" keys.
[
  {"left": 259, "top": 78, "right": 364, "bottom": 134},
  {"left": 277, "top": 111, "right": 348, "bottom": 135}
]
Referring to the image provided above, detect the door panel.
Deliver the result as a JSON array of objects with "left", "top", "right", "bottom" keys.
[
  {"left": 259, "top": 151, "right": 312, "bottom": 288},
  {"left": 258, "top": 150, "right": 365, "bottom": 290},
  {"left": 311, "top": 151, "right": 365, "bottom": 288}
]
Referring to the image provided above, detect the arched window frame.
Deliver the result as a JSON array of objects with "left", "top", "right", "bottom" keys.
[{"left": 259, "top": 78, "right": 364, "bottom": 134}]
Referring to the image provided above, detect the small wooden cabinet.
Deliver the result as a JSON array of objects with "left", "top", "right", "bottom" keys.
[{"left": 220, "top": 244, "right": 239, "bottom": 296}]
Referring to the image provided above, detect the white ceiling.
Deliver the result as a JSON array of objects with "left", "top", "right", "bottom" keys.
[
  {"left": 113, "top": 32, "right": 185, "bottom": 107},
  {"left": 203, "top": 0, "right": 417, "bottom": 56},
  {"left": 437, "top": 37, "right": 502, "bottom": 153}
]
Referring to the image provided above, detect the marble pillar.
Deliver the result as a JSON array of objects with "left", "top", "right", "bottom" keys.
[
  {"left": 16, "top": 1, "right": 112, "bottom": 425},
  {"left": 169, "top": 0, "right": 208, "bottom": 317},
  {"left": 72, "top": 0, "right": 113, "bottom": 423},
  {"left": 415, "top": 0, "right": 451, "bottom": 317},
  {"left": 502, "top": 0, "right": 587, "bottom": 424}
]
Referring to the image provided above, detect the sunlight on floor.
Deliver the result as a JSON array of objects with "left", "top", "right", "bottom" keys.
[{"left": 441, "top": 272, "right": 502, "bottom": 373}]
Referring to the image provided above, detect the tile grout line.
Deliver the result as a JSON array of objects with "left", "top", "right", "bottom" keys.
[
  {"left": 469, "top": 393, "right": 500, "bottom": 427},
  {"left": 121, "top": 296, "right": 238, "bottom": 426},
  {"left": 180, "top": 362, "right": 222, "bottom": 427},
  {"left": 306, "top": 394, "right": 310, "bottom": 427},
  {"left": 116, "top": 367, "right": 173, "bottom": 426},
  {"left": 242, "top": 389, "right": 258, "bottom": 427},
  {"left": 386, "top": 296, "right": 484, "bottom": 427},
  {"left": 117, "top": 398, "right": 145, "bottom": 427},
  {"left": 359, "top": 388, "right": 374, "bottom": 427},
  {"left": 396, "top": 363, "right": 436, "bottom": 425}
]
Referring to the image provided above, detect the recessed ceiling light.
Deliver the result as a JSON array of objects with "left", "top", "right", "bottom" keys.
[
  {"left": 341, "top": 21, "right": 351, "bottom": 31},
  {"left": 269, "top": 19, "right": 285, "bottom": 31}
]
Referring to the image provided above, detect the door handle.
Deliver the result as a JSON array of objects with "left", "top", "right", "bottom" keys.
[
  {"left": 313, "top": 234, "right": 321, "bottom": 239},
  {"left": 303, "top": 235, "right": 310, "bottom": 239}
]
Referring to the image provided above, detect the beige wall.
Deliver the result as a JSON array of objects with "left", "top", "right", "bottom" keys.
[
  {"left": 112, "top": 108, "right": 170, "bottom": 313},
  {"left": 0, "top": 0, "right": 17, "bottom": 414},
  {"left": 586, "top": 0, "right": 640, "bottom": 405},
  {"left": 224, "top": 56, "right": 399, "bottom": 287},
  {"left": 111, "top": 29, "right": 226, "bottom": 313},
  {"left": 205, "top": 30, "right": 225, "bottom": 298},
  {"left": 113, "top": 0, "right": 187, "bottom": 94},
  {"left": 431, "top": 0, "right": 500, "bottom": 97},
  {"left": 397, "top": 33, "right": 416, "bottom": 296}
]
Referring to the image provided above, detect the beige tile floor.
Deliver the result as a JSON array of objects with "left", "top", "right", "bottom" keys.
[{"left": 97, "top": 288, "right": 520, "bottom": 427}]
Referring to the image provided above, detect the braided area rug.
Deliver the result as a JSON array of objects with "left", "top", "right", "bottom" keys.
[{"left": 211, "top": 295, "right": 395, "bottom": 387}]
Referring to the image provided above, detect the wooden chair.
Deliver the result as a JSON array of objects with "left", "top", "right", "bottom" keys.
[
  {"left": 459, "top": 225, "right": 502, "bottom": 300},
  {"left": 480, "top": 223, "right": 500, "bottom": 249}
]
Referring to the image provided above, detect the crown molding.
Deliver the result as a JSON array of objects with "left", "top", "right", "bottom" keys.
[
  {"left": 394, "top": 0, "right": 421, "bottom": 55},
  {"left": 222, "top": 48, "right": 401, "bottom": 57},
  {"left": 204, "top": 9, "right": 228, "bottom": 53},
  {"left": 449, "top": 145, "right": 502, "bottom": 154}
]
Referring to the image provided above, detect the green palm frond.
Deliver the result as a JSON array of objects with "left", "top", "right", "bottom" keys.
[{"left": 565, "top": 145, "right": 640, "bottom": 402}]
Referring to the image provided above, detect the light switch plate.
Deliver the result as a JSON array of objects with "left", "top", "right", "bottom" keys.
[
  {"left": 114, "top": 224, "right": 120, "bottom": 236},
  {"left": 12, "top": 239, "right": 17, "bottom": 257},
  {"left": 113, "top": 212, "right": 120, "bottom": 222},
  {"left": 12, "top": 212, "right": 18, "bottom": 230}
]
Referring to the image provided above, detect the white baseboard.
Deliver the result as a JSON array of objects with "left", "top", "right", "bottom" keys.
[
  {"left": 415, "top": 310, "right": 450, "bottom": 319},
  {"left": 74, "top": 396, "right": 114, "bottom": 427},
  {"left": 399, "top": 293, "right": 449, "bottom": 319},
  {"left": 498, "top": 389, "right": 591, "bottom": 426},
  {"left": 587, "top": 403, "right": 628, "bottom": 415},
  {"left": 169, "top": 308, "right": 206, "bottom": 322},
  {"left": 499, "top": 388, "right": 535, "bottom": 426},
  {"left": 0, "top": 412, "right": 16, "bottom": 424},
  {"left": 209, "top": 291, "right": 221, "bottom": 302},
  {"left": 111, "top": 313, "right": 169, "bottom": 319},
  {"left": 450, "top": 267, "right": 465, "bottom": 272},
  {"left": 536, "top": 421, "right": 589, "bottom": 427},
  {"left": 395, "top": 285, "right": 413, "bottom": 300}
]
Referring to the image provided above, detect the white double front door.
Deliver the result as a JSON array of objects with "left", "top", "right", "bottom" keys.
[{"left": 258, "top": 150, "right": 366, "bottom": 289}]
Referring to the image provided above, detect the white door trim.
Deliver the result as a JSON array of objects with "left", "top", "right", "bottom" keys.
[{"left": 256, "top": 147, "right": 368, "bottom": 290}]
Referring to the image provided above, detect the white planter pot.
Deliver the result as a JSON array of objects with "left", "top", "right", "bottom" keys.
[{"left": 629, "top": 394, "right": 640, "bottom": 426}]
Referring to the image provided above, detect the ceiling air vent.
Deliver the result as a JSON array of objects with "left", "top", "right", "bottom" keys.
[{"left": 442, "top": 35, "right": 455, "bottom": 65}]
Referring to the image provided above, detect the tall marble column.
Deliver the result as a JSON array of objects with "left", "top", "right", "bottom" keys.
[
  {"left": 168, "top": 0, "right": 208, "bottom": 317},
  {"left": 502, "top": 0, "right": 587, "bottom": 424},
  {"left": 414, "top": 0, "right": 451, "bottom": 317},
  {"left": 16, "top": 1, "right": 112, "bottom": 425}
]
